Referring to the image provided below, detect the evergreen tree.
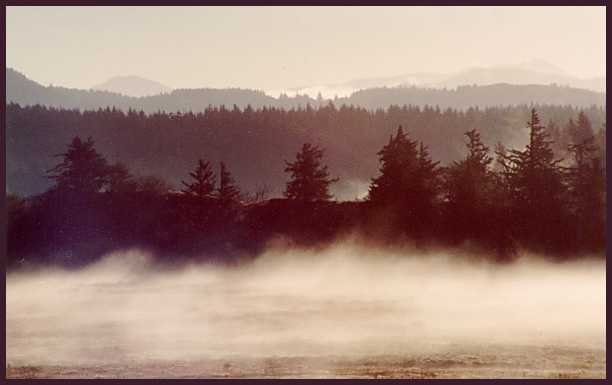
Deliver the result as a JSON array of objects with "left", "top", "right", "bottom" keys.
[
  {"left": 369, "top": 126, "right": 441, "bottom": 209},
  {"left": 217, "top": 162, "right": 241, "bottom": 204},
  {"left": 570, "top": 111, "right": 595, "bottom": 146},
  {"left": 182, "top": 159, "right": 216, "bottom": 198},
  {"left": 368, "top": 125, "right": 441, "bottom": 238},
  {"left": 415, "top": 142, "right": 442, "bottom": 213},
  {"left": 284, "top": 143, "right": 338, "bottom": 201},
  {"left": 46, "top": 136, "right": 110, "bottom": 193},
  {"left": 444, "top": 129, "right": 493, "bottom": 240},
  {"left": 368, "top": 126, "right": 419, "bottom": 204},
  {"left": 567, "top": 136, "right": 605, "bottom": 250},
  {"left": 496, "top": 109, "right": 566, "bottom": 251},
  {"left": 489, "top": 141, "right": 519, "bottom": 258}
]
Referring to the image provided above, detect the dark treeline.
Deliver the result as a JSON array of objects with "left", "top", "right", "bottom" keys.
[
  {"left": 7, "top": 108, "right": 605, "bottom": 269},
  {"left": 6, "top": 102, "right": 605, "bottom": 198},
  {"left": 334, "top": 83, "right": 606, "bottom": 110}
]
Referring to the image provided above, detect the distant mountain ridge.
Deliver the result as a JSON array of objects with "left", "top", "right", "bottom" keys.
[
  {"left": 6, "top": 67, "right": 606, "bottom": 113},
  {"left": 278, "top": 60, "right": 605, "bottom": 99},
  {"left": 332, "top": 83, "right": 606, "bottom": 110},
  {"left": 91, "top": 75, "right": 172, "bottom": 97}
]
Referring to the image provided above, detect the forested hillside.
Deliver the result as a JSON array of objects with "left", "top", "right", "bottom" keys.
[
  {"left": 6, "top": 103, "right": 605, "bottom": 198},
  {"left": 335, "top": 84, "right": 606, "bottom": 110},
  {"left": 8, "top": 108, "right": 605, "bottom": 268}
]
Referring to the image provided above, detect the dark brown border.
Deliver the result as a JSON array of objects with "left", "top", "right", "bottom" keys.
[{"left": 2, "top": 2, "right": 608, "bottom": 384}]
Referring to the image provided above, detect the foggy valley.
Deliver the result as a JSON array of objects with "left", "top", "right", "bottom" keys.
[
  {"left": 6, "top": 244, "right": 606, "bottom": 378},
  {"left": 5, "top": 5, "right": 606, "bottom": 379}
]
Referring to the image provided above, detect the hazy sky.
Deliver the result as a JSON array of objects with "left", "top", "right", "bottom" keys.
[{"left": 6, "top": 6, "right": 606, "bottom": 90}]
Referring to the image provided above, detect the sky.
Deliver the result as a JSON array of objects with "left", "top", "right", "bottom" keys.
[{"left": 6, "top": 6, "right": 606, "bottom": 91}]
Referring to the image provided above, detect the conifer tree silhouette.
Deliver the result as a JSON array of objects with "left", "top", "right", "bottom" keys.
[
  {"left": 284, "top": 143, "right": 338, "bottom": 201},
  {"left": 47, "top": 136, "right": 109, "bottom": 193},
  {"left": 182, "top": 159, "right": 216, "bottom": 198},
  {"left": 496, "top": 109, "right": 565, "bottom": 248}
]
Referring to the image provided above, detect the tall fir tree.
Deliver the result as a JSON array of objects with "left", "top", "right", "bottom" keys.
[
  {"left": 496, "top": 109, "right": 566, "bottom": 251},
  {"left": 368, "top": 126, "right": 419, "bottom": 204},
  {"left": 368, "top": 125, "right": 441, "bottom": 238},
  {"left": 284, "top": 143, "right": 338, "bottom": 201},
  {"left": 369, "top": 126, "right": 441, "bottom": 209},
  {"left": 47, "top": 136, "right": 110, "bottom": 194},
  {"left": 444, "top": 129, "right": 493, "bottom": 240},
  {"left": 567, "top": 136, "right": 605, "bottom": 250},
  {"left": 182, "top": 159, "right": 216, "bottom": 198}
]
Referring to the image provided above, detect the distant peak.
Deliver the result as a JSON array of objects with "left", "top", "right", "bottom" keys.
[{"left": 91, "top": 75, "right": 172, "bottom": 97}]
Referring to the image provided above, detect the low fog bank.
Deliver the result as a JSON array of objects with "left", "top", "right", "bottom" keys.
[{"left": 6, "top": 243, "right": 606, "bottom": 366}]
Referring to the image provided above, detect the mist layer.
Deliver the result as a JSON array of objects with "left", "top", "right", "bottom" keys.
[{"left": 6, "top": 244, "right": 606, "bottom": 366}]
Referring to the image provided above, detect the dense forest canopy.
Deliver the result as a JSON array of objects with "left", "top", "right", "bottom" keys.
[
  {"left": 7, "top": 108, "right": 605, "bottom": 268},
  {"left": 6, "top": 102, "right": 605, "bottom": 198}
]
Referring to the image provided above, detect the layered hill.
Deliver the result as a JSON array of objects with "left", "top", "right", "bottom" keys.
[
  {"left": 7, "top": 68, "right": 606, "bottom": 112},
  {"left": 91, "top": 75, "right": 172, "bottom": 97}
]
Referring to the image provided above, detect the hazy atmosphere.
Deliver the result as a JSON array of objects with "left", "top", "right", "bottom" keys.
[
  {"left": 7, "top": 246, "right": 606, "bottom": 377},
  {"left": 7, "top": 6, "right": 606, "bottom": 91},
  {"left": 6, "top": 5, "right": 606, "bottom": 379}
]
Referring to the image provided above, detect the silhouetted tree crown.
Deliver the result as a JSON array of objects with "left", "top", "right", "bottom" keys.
[
  {"left": 566, "top": 135, "right": 605, "bottom": 249},
  {"left": 368, "top": 126, "right": 418, "bottom": 203},
  {"left": 445, "top": 129, "right": 493, "bottom": 208},
  {"left": 416, "top": 142, "right": 442, "bottom": 202},
  {"left": 284, "top": 143, "right": 338, "bottom": 201},
  {"left": 496, "top": 109, "right": 566, "bottom": 246},
  {"left": 7, "top": 102, "right": 605, "bottom": 198},
  {"left": 7, "top": 108, "right": 607, "bottom": 268},
  {"left": 368, "top": 126, "right": 441, "bottom": 208},
  {"left": 182, "top": 159, "right": 216, "bottom": 198},
  {"left": 46, "top": 136, "right": 110, "bottom": 193}
]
